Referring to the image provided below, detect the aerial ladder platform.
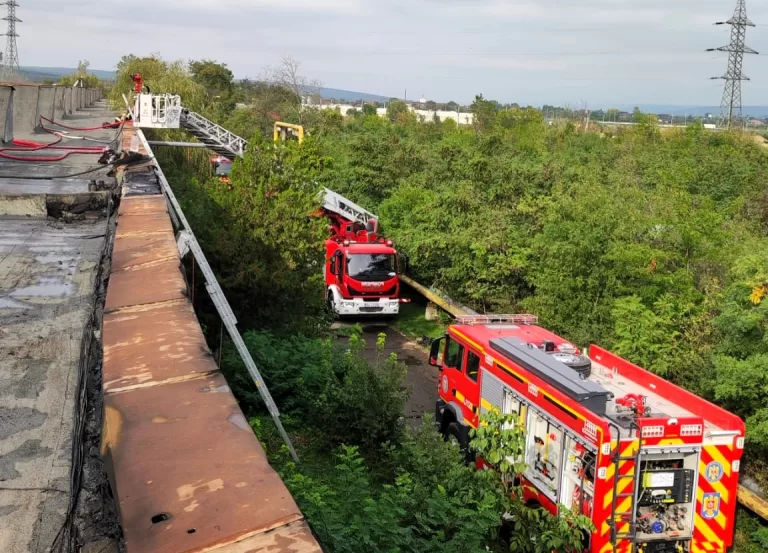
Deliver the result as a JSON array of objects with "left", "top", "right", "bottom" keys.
[{"left": 132, "top": 93, "right": 379, "bottom": 224}]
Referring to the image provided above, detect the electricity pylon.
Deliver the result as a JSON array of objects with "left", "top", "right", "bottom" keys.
[
  {"left": 708, "top": 0, "right": 758, "bottom": 130},
  {"left": 0, "top": 0, "right": 20, "bottom": 80}
]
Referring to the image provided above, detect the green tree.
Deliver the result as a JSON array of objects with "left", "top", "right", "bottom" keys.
[
  {"left": 362, "top": 103, "right": 377, "bottom": 117},
  {"left": 386, "top": 99, "right": 409, "bottom": 122},
  {"left": 201, "top": 136, "right": 329, "bottom": 331},
  {"left": 470, "top": 94, "right": 498, "bottom": 134}
]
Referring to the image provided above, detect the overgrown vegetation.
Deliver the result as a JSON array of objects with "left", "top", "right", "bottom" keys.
[{"left": 112, "top": 54, "right": 768, "bottom": 550}]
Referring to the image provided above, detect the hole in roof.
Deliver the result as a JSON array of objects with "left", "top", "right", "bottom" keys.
[
  {"left": 187, "top": 528, "right": 196, "bottom": 534},
  {"left": 151, "top": 513, "right": 170, "bottom": 524}
]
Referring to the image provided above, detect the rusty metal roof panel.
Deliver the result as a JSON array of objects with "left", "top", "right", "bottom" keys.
[
  {"left": 112, "top": 233, "right": 179, "bottom": 272},
  {"left": 116, "top": 211, "right": 174, "bottom": 236},
  {"left": 119, "top": 195, "right": 168, "bottom": 216},
  {"left": 212, "top": 520, "right": 323, "bottom": 553},
  {"left": 103, "top": 302, "right": 216, "bottom": 393},
  {"left": 104, "top": 257, "right": 186, "bottom": 311},
  {"left": 102, "top": 373, "right": 304, "bottom": 553}
]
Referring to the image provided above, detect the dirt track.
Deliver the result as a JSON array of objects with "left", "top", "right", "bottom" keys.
[{"left": 336, "top": 322, "right": 439, "bottom": 426}]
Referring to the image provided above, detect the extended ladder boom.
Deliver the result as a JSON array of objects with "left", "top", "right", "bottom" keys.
[
  {"left": 322, "top": 187, "right": 377, "bottom": 225},
  {"left": 179, "top": 109, "right": 247, "bottom": 159},
  {"left": 132, "top": 94, "right": 377, "bottom": 224}
]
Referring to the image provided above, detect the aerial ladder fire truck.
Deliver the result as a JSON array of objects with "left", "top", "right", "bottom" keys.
[
  {"left": 320, "top": 188, "right": 408, "bottom": 317},
  {"left": 129, "top": 93, "right": 408, "bottom": 317},
  {"left": 429, "top": 314, "right": 745, "bottom": 553}
]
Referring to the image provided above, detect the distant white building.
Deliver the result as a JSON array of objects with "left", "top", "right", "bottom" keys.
[{"left": 314, "top": 103, "right": 473, "bottom": 125}]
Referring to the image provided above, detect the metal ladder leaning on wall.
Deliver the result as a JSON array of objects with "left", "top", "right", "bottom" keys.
[{"left": 126, "top": 93, "right": 299, "bottom": 462}]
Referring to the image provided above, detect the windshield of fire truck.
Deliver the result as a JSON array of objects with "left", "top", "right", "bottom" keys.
[{"left": 346, "top": 254, "right": 396, "bottom": 282}]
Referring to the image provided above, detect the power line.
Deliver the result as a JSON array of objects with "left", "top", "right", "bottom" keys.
[
  {"left": 708, "top": 0, "right": 758, "bottom": 130},
  {"left": 0, "top": 0, "right": 20, "bottom": 79}
]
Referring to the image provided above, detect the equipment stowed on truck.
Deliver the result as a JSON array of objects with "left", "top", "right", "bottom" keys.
[{"left": 429, "top": 314, "right": 745, "bottom": 553}]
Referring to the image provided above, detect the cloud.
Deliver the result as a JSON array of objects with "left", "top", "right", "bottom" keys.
[{"left": 13, "top": 0, "right": 768, "bottom": 107}]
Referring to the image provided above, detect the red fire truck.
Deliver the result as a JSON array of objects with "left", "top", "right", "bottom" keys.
[
  {"left": 322, "top": 188, "right": 408, "bottom": 317},
  {"left": 429, "top": 315, "right": 745, "bottom": 553}
]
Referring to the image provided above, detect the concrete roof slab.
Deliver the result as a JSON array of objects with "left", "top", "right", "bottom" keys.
[
  {"left": 0, "top": 216, "right": 106, "bottom": 553},
  {"left": 116, "top": 212, "right": 173, "bottom": 236},
  {"left": 119, "top": 195, "right": 170, "bottom": 216},
  {"left": 112, "top": 232, "right": 178, "bottom": 272},
  {"left": 211, "top": 520, "right": 322, "bottom": 553}
]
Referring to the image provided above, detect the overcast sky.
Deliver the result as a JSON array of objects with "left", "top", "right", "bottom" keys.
[{"left": 17, "top": 0, "right": 768, "bottom": 108}]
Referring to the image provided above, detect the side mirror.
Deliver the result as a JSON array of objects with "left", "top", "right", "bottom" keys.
[
  {"left": 329, "top": 257, "right": 337, "bottom": 275},
  {"left": 334, "top": 252, "right": 344, "bottom": 277},
  {"left": 429, "top": 337, "right": 444, "bottom": 368}
]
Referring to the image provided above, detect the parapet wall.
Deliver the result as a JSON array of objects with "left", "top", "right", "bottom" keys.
[{"left": 0, "top": 83, "right": 102, "bottom": 140}]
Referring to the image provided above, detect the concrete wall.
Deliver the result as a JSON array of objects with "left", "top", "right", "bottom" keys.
[
  {"left": 38, "top": 86, "right": 56, "bottom": 122},
  {"left": 0, "top": 85, "right": 102, "bottom": 142},
  {"left": 54, "top": 87, "right": 67, "bottom": 120},
  {"left": 0, "top": 86, "right": 12, "bottom": 142},
  {"left": 12, "top": 85, "right": 40, "bottom": 133}
]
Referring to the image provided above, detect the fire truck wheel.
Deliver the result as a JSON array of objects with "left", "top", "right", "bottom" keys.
[
  {"left": 445, "top": 422, "right": 468, "bottom": 455},
  {"left": 325, "top": 293, "right": 338, "bottom": 320},
  {"left": 549, "top": 352, "right": 592, "bottom": 378}
]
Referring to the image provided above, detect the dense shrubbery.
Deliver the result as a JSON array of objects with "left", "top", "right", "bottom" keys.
[{"left": 224, "top": 329, "right": 407, "bottom": 451}]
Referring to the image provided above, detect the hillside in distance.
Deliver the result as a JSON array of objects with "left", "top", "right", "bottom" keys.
[
  {"left": 317, "top": 87, "right": 390, "bottom": 103},
  {"left": 20, "top": 66, "right": 116, "bottom": 82},
  {"left": 617, "top": 104, "right": 768, "bottom": 118}
]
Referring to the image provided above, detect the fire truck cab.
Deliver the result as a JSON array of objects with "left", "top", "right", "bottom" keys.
[{"left": 430, "top": 315, "right": 745, "bottom": 553}]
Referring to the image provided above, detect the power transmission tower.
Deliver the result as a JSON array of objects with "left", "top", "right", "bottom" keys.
[
  {"left": 708, "top": 0, "right": 758, "bottom": 131},
  {"left": 0, "top": 0, "right": 20, "bottom": 80}
]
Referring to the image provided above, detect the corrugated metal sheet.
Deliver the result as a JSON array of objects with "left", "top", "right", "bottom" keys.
[{"left": 480, "top": 369, "right": 505, "bottom": 414}]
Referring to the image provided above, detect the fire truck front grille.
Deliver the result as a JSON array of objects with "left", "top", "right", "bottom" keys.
[{"left": 348, "top": 286, "right": 397, "bottom": 298}]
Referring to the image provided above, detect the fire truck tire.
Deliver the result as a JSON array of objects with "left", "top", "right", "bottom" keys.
[
  {"left": 550, "top": 352, "right": 592, "bottom": 379},
  {"left": 326, "top": 292, "right": 338, "bottom": 320},
  {"left": 445, "top": 422, "right": 468, "bottom": 455}
]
